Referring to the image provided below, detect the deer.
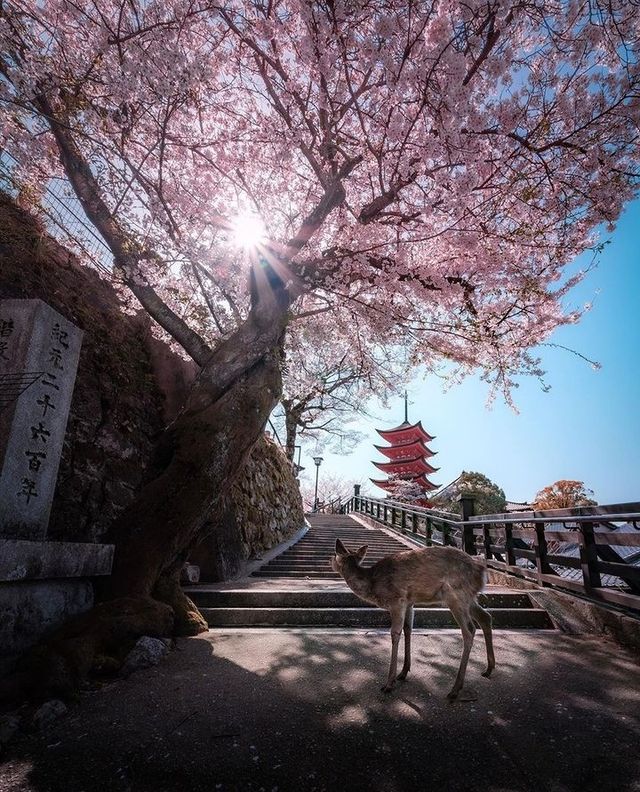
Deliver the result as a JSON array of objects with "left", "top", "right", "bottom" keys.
[{"left": 330, "top": 539, "right": 495, "bottom": 699}]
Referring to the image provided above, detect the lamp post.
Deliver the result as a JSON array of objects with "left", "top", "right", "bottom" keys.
[
  {"left": 313, "top": 456, "right": 323, "bottom": 512},
  {"left": 292, "top": 445, "right": 305, "bottom": 479}
]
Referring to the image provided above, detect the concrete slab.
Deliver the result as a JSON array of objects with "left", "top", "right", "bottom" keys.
[{"left": 2, "top": 630, "right": 639, "bottom": 792}]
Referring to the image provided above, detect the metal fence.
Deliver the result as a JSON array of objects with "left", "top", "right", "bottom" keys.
[{"left": 0, "top": 154, "right": 113, "bottom": 275}]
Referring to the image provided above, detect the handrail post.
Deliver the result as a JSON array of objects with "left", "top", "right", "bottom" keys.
[
  {"left": 483, "top": 522, "right": 492, "bottom": 560},
  {"left": 534, "top": 523, "right": 550, "bottom": 583},
  {"left": 459, "top": 495, "right": 476, "bottom": 555},
  {"left": 426, "top": 516, "right": 433, "bottom": 546},
  {"left": 580, "top": 521, "right": 602, "bottom": 591},
  {"left": 504, "top": 522, "right": 515, "bottom": 566},
  {"left": 443, "top": 522, "right": 456, "bottom": 547},
  {"left": 401, "top": 508, "right": 407, "bottom": 534},
  {"left": 412, "top": 512, "right": 418, "bottom": 536},
  {"left": 353, "top": 485, "right": 361, "bottom": 514}
]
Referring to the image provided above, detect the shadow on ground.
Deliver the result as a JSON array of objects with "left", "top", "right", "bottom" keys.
[{"left": 1, "top": 630, "right": 639, "bottom": 792}]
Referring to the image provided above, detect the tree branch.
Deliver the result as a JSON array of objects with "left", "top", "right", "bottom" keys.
[{"left": 33, "top": 93, "right": 213, "bottom": 366}]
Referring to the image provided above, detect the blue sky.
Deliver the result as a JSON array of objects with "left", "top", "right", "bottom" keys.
[{"left": 299, "top": 198, "right": 640, "bottom": 506}]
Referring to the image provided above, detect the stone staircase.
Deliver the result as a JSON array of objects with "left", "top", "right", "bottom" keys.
[
  {"left": 186, "top": 514, "right": 554, "bottom": 629},
  {"left": 250, "top": 513, "right": 412, "bottom": 579}
]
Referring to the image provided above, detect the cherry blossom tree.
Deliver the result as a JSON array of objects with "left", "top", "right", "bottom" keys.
[
  {"left": 1, "top": 0, "right": 639, "bottom": 677},
  {"left": 278, "top": 303, "right": 407, "bottom": 460},
  {"left": 383, "top": 475, "right": 429, "bottom": 505},
  {"left": 299, "top": 470, "right": 358, "bottom": 512}
]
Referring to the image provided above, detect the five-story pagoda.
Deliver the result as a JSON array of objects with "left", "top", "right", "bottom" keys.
[{"left": 370, "top": 394, "right": 439, "bottom": 496}]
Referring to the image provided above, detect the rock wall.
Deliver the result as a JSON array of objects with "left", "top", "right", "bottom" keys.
[
  {"left": 0, "top": 195, "right": 171, "bottom": 542},
  {"left": 0, "top": 194, "right": 303, "bottom": 567},
  {"left": 190, "top": 435, "right": 305, "bottom": 581}
]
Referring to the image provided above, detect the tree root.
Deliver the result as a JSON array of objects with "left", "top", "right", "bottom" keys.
[
  {"left": 154, "top": 574, "right": 208, "bottom": 637},
  {"left": 2, "top": 596, "right": 174, "bottom": 703}
]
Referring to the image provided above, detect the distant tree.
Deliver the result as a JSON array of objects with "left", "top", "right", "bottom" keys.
[
  {"left": 300, "top": 472, "right": 358, "bottom": 512},
  {"left": 432, "top": 471, "right": 506, "bottom": 516},
  {"left": 277, "top": 305, "right": 406, "bottom": 462},
  {"left": 533, "top": 480, "right": 597, "bottom": 510}
]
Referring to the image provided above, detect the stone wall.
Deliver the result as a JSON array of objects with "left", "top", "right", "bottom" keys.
[
  {"left": 190, "top": 435, "right": 305, "bottom": 581},
  {"left": 0, "top": 193, "right": 303, "bottom": 564},
  {"left": 0, "top": 195, "right": 171, "bottom": 542}
]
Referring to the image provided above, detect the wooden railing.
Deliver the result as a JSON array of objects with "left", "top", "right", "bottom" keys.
[
  {"left": 343, "top": 495, "right": 462, "bottom": 547},
  {"left": 310, "top": 496, "right": 345, "bottom": 514},
  {"left": 342, "top": 495, "right": 640, "bottom": 612}
]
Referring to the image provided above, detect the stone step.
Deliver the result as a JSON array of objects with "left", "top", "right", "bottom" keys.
[
  {"left": 278, "top": 545, "right": 402, "bottom": 558},
  {"left": 188, "top": 589, "right": 535, "bottom": 610},
  {"left": 199, "top": 606, "right": 554, "bottom": 629},
  {"left": 254, "top": 565, "right": 381, "bottom": 574},
  {"left": 188, "top": 513, "right": 556, "bottom": 631},
  {"left": 251, "top": 519, "right": 414, "bottom": 581},
  {"left": 251, "top": 570, "right": 342, "bottom": 578},
  {"left": 276, "top": 546, "right": 405, "bottom": 554},
  {"left": 264, "top": 552, "right": 399, "bottom": 562},
  {"left": 284, "top": 535, "right": 405, "bottom": 541}
]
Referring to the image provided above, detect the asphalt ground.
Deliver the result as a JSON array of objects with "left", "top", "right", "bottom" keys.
[{"left": 1, "top": 629, "right": 639, "bottom": 792}]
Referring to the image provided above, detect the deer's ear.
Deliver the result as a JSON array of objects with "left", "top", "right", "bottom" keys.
[
  {"left": 354, "top": 545, "right": 368, "bottom": 562},
  {"left": 335, "top": 539, "right": 348, "bottom": 556}
]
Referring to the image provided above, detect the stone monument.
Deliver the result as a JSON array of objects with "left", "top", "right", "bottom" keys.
[
  {"left": 0, "top": 299, "right": 114, "bottom": 674},
  {"left": 0, "top": 299, "right": 83, "bottom": 539}
]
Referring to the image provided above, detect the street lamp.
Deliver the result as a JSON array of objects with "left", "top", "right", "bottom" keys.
[{"left": 313, "top": 456, "right": 323, "bottom": 512}]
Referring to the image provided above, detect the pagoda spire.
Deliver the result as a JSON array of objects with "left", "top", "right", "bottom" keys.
[{"left": 403, "top": 390, "right": 408, "bottom": 423}]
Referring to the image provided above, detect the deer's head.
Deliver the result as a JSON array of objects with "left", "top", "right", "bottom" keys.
[{"left": 330, "top": 538, "right": 368, "bottom": 573}]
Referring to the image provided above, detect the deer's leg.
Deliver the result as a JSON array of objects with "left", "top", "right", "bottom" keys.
[
  {"left": 444, "top": 594, "right": 475, "bottom": 700},
  {"left": 471, "top": 601, "right": 495, "bottom": 678},
  {"left": 382, "top": 602, "right": 407, "bottom": 693},
  {"left": 397, "top": 604, "right": 414, "bottom": 681}
]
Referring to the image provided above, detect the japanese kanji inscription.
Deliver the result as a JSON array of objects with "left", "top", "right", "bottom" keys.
[{"left": 0, "top": 299, "right": 82, "bottom": 539}]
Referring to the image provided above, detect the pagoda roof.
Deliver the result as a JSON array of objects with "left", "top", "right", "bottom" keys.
[
  {"left": 375, "top": 440, "right": 437, "bottom": 460},
  {"left": 376, "top": 420, "right": 435, "bottom": 444},
  {"left": 372, "top": 457, "right": 440, "bottom": 475},
  {"left": 412, "top": 475, "right": 439, "bottom": 491},
  {"left": 371, "top": 474, "right": 440, "bottom": 493}
]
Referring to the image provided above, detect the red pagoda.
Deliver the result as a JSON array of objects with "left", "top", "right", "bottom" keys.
[{"left": 370, "top": 394, "right": 439, "bottom": 495}]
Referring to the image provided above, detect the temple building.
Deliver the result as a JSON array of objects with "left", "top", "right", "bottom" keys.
[{"left": 370, "top": 394, "right": 439, "bottom": 495}]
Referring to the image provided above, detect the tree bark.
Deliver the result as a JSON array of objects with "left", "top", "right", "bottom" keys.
[
  {"left": 101, "top": 305, "right": 288, "bottom": 602},
  {"left": 283, "top": 402, "right": 301, "bottom": 463}
]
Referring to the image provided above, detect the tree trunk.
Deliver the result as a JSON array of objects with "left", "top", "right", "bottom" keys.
[
  {"left": 284, "top": 404, "right": 300, "bottom": 463},
  {"left": 102, "top": 321, "right": 286, "bottom": 601},
  {"left": 8, "top": 307, "right": 290, "bottom": 701}
]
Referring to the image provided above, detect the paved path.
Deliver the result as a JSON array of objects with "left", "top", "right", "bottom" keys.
[{"left": 2, "top": 630, "right": 639, "bottom": 792}]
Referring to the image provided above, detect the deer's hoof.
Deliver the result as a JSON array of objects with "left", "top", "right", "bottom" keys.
[
  {"left": 446, "top": 689, "right": 459, "bottom": 701},
  {"left": 381, "top": 684, "right": 394, "bottom": 694},
  {"left": 396, "top": 671, "right": 408, "bottom": 681},
  {"left": 481, "top": 668, "right": 493, "bottom": 679}
]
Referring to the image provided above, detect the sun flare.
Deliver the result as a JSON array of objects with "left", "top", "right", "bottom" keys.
[{"left": 231, "top": 212, "right": 266, "bottom": 249}]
